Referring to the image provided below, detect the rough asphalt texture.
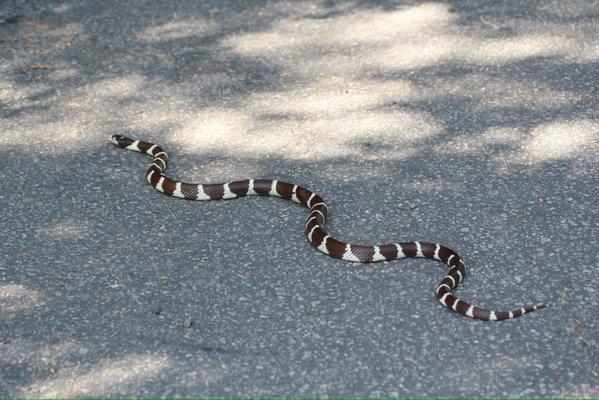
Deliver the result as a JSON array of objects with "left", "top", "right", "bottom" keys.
[{"left": 1, "top": 0, "right": 598, "bottom": 397}]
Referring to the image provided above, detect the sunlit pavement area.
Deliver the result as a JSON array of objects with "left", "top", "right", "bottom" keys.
[{"left": 1, "top": 0, "right": 597, "bottom": 397}]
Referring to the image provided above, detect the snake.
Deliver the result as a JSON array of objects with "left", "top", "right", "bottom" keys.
[{"left": 110, "top": 134, "right": 548, "bottom": 321}]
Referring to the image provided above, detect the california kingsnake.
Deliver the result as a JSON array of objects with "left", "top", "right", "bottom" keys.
[{"left": 111, "top": 134, "right": 548, "bottom": 321}]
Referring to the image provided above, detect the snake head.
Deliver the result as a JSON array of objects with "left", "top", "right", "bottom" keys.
[
  {"left": 110, "top": 134, "right": 130, "bottom": 146},
  {"left": 110, "top": 134, "right": 123, "bottom": 144}
]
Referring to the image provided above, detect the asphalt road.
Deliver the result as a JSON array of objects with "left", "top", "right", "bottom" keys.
[{"left": 1, "top": 0, "right": 597, "bottom": 397}]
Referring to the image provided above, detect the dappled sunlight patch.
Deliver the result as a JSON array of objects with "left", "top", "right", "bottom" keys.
[
  {"left": 440, "top": 126, "right": 524, "bottom": 155},
  {"left": 474, "top": 35, "right": 573, "bottom": 62},
  {"left": 223, "top": 3, "right": 453, "bottom": 56},
  {"left": 520, "top": 120, "right": 598, "bottom": 162},
  {"left": 0, "top": 74, "right": 151, "bottom": 150},
  {"left": 224, "top": 2, "right": 575, "bottom": 74},
  {"left": 0, "top": 115, "right": 93, "bottom": 151},
  {"left": 74, "top": 75, "right": 146, "bottom": 99},
  {"left": 47, "top": 67, "right": 80, "bottom": 81},
  {"left": 23, "top": 354, "right": 170, "bottom": 397},
  {"left": 253, "top": 79, "right": 415, "bottom": 115},
  {"left": 170, "top": 77, "right": 435, "bottom": 160},
  {"left": 435, "top": 121, "right": 598, "bottom": 166},
  {"left": 0, "top": 80, "right": 47, "bottom": 104},
  {"left": 173, "top": 108, "right": 253, "bottom": 152},
  {"left": 371, "top": 34, "right": 574, "bottom": 70},
  {"left": 477, "top": 82, "right": 583, "bottom": 110},
  {"left": 335, "top": 2, "right": 452, "bottom": 44},
  {"left": 2, "top": 339, "right": 79, "bottom": 365},
  {"left": 56, "top": 22, "right": 87, "bottom": 40},
  {"left": 51, "top": 2, "right": 72, "bottom": 14},
  {"left": 578, "top": 42, "right": 599, "bottom": 61},
  {"left": 371, "top": 38, "right": 453, "bottom": 71},
  {"left": 171, "top": 102, "right": 440, "bottom": 160},
  {"left": 209, "top": 1, "right": 589, "bottom": 166},
  {"left": 23, "top": 20, "right": 86, "bottom": 42},
  {"left": 137, "top": 19, "right": 218, "bottom": 43},
  {"left": 0, "top": 283, "right": 43, "bottom": 313},
  {"left": 1, "top": 0, "right": 592, "bottom": 169}
]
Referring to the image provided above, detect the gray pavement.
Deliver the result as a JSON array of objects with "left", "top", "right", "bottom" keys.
[{"left": 1, "top": 0, "right": 598, "bottom": 397}]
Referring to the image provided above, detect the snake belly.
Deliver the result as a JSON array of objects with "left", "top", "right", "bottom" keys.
[{"left": 111, "top": 134, "right": 547, "bottom": 321}]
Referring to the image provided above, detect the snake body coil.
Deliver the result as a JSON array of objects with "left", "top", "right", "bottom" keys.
[{"left": 111, "top": 134, "right": 547, "bottom": 321}]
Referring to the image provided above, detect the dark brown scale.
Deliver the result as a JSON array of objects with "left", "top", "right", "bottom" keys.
[
  {"left": 400, "top": 242, "right": 418, "bottom": 258},
  {"left": 161, "top": 177, "right": 176, "bottom": 195},
  {"left": 149, "top": 169, "right": 161, "bottom": 187},
  {"left": 379, "top": 243, "right": 398, "bottom": 259},
  {"left": 449, "top": 264, "right": 466, "bottom": 282},
  {"left": 295, "top": 186, "right": 313, "bottom": 206},
  {"left": 305, "top": 217, "right": 318, "bottom": 235},
  {"left": 145, "top": 165, "right": 157, "bottom": 179},
  {"left": 155, "top": 154, "right": 168, "bottom": 167},
  {"left": 444, "top": 294, "right": 457, "bottom": 309},
  {"left": 311, "top": 203, "right": 328, "bottom": 219},
  {"left": 325, "top": 237, "right": 346, "bottom": 259},
  {"left": 253, "top": 179, "right": 273, "bottom": 196},
  {"left": 308, "top": 210, "right": 325, "bottom": 225},
  {"left": 151, "top": 146, "right": 164, "bottom": 156},
  {"left": 495, "top": 311, "right": 510, "bottom": 320},
  {"left": 276, "top": 181, "right": 294, "bottom": 199},
  {"left": 310, "top": 226, "right": 327, "bottom": 246},
  {"left": 350, "top": 244, "right": 375, "bottom": 262},
  {"left": 154, "top": 158, "right": 166, "bottom": 169},
  {"left": 436, "top": 285, "right": 450, "bottom": 296},
  {"left": 455, "top": 301, "right": 470, "bottom": 315},
  {"left": 202, "top": 184, "right": 225, "bottom": 199},
  {"left": 419, "top": 242, "right": 437, "bottom": 258},
  {"left": 473, "top": 307, "right": 491, "bottom": 320},
  {"left": 438, "top": 246, "right": 457, "bottom": 264},
  {"left": 448, "top": 255, "right": 461, "bottom": 267},
  {"left": 512, "top": 308, "right": 524, "bottom": 317},
  {"left": 440, "top": 276, "right": 456, "bottom": 289},
  {"left": 305, "top": 219, "right": 318, "bottom": 234},
  {"left": 181, "top": 183, "right": 198, "bottom": 199},
  {"left": 137, "top": 141, "right": 153, "bottom": 153},
  {"left": 309, "top": 194, "right": 324, "bottom": 208},
  {"left": 448, "top": 268, "right": 463, "bottom": 287},
  {"left": 229, "top": 180, "right": 249, "bottom": 197}
]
